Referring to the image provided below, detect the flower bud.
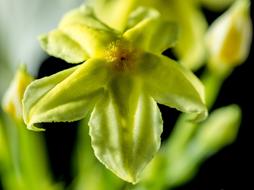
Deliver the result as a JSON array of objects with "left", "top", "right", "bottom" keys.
[
  {"left": 206, "top": 0, "right": 252, "bottom": 74},
  {"left": 2, "top": 65, "right": 33, "bottom": 120},
  {"left": 195, "top": 104, "right": 241, "bottom": 153}
]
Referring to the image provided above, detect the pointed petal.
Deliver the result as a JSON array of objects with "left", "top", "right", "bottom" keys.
[
  {"left": 58, "top": 5, "right": 119, "bottom": 58},
  {"left": 40, "top": 29, "right": 89, "bottom": 64},
  {"left": 23, "top": 58, "right": 109, "bottom": 130},
  {"left": 123, "top": 7, "right": 178, "bottom": 53},
  {"left": 89, "top": 76, "right": 163, "bottom": 183},
  {"left": 140, "top": 53, "right": 207, "bottom": 121}
]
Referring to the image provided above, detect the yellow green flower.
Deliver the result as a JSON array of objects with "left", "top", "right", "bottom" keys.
[{"left": 22, "top": 5, "right": 207, "bottom": 183}]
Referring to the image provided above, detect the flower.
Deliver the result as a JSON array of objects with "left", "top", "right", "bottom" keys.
[
  {"left": 2, "top": 65, "right": 33, "bottom": 120},
  {"left": 89, "top": 0, "right": 208, "bottom": 70},
  {"left": 200, "top": 0, "right": 236, "bottom": 11},
  {"left": 206, "top": 0, "right": 252, "bottom": 74},
  {"left": 22, "top": 5, "right": 207, "bottom": 183}
]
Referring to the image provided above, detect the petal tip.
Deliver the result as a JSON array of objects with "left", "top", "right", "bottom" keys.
[{"left": 27, "top": 123, "right": 45, "bottom": 132}]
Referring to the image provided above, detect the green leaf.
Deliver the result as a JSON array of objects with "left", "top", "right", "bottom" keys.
[
  {"left": 124, "top": 7, "right": 178, "bottom": 53},
  {"left": 39, "top": 30, "right": 89, "bottom": 63},
  {"left": 89, "top": 76, "right": 163, "bottom": 183},
  {"left": 58, "top": 5, "right": 119, "bottom": 58},
  {"left": 140, "top": 53, "right": 207, "bottom": 121},
  {"left": 22, "top": 58, "right": 109, "bottom": 130}
]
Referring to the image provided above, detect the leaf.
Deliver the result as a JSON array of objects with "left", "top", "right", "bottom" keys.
[
  {"left": 140, "top": 53, "right": 207, "bottom": 121},
  {"left": 22, "top": 58, "right": 109, "bottom": 130},
  {"left": 89, "top": 76, "right": 163, "bottom": 183},
  {"left": 124, "top": 7, "right": 178, "bottom": 53},
  {"left": 40, "top": 30, "right": 89, "bottom": 63}
]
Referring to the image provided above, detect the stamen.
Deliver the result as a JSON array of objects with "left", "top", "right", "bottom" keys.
[{"left": 105, "top": 40, "right": 138, "bottom": 72}]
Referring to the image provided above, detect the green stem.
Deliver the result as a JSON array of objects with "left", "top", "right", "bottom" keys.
[
  {"left": 154, "top": 66, "right": 230, "bottom": 189},
  {"left": 1, "top": 115, "right": 57, "bottom": 190},
  {"left": 201, "top": 68, "right": 229, "bottom": 109},
  {"left": 16, "top": 122, "right": 53, "bottom": 190}
]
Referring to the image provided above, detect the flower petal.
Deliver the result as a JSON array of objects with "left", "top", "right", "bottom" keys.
[
  {"left": 40, "top": 29, "right": 89, "bottom": 64},
  {"left": 58, "top": 5, "right": 119, "bottom": 58},
  {"left": 140, "top": 53, "right": 207, "bottom": 121},
  {"left": 123, "top": 7, "right": 178, "bottom": 53},
  {"left": 89, "top": 76, "right": 163, "bottom": 183},
  {"left": 171, "top": 1, "right": 207, "bottom": 70},
  {"left": 23, "top": 58, "right": 109, "bottom": 130},
  {"left": 59, "top": 5, "right": 112, "bottom": 30},
  {"left": 141, "top": 0, "right": 207, "bottom": 70}
]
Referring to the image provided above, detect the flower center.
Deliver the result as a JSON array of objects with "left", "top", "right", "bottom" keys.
[{"left": 105, "top": 40, "right": 138, "bottom": 72}]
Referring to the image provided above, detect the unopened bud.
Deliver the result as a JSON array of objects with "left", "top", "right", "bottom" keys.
[
  {"left": 206, "top": 0, "right": 252, "bottom": 73},
  {"left": 196, "top": 104, "right": 241, "bottom": 153},
  {"left": 2, "top": 65, "right": 33, "bottom": 120}
]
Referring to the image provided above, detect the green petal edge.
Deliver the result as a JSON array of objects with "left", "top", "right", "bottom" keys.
[
  {"left": 140, "top": 53, "right": 207, "bottom": 122},
  {"left": 124, "top": 7, "right": 178, "bottom": 53},
  {"left": 39, "top": 29, "right": 89, "bottom": 63},
  {"left": 22, "top": 58, "right": 109, "bottom": 130},
  {"left": 58, "top": 5, "right": 119, "bottom": 58},
  {"left": 89, "top": 76, "right": 163, "bottom": 183}
]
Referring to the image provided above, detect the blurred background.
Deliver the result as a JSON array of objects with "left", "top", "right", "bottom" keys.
[
  {"left": 174, "top": 3, "right": 254, "bottom": 189},
  {"left": 0, "top": 0, "right": 253, "bottom": 189}
]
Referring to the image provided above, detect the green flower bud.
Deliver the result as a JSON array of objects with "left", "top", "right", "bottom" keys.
[
  {"left": 195, "top": 104, "right": 241, "bottom": 153},
  {"left": 206, "top": 0, "right": 252, "bottom": 74},
  {"left": 2, "top": 65, "right": 33, "bottom": 120}
]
